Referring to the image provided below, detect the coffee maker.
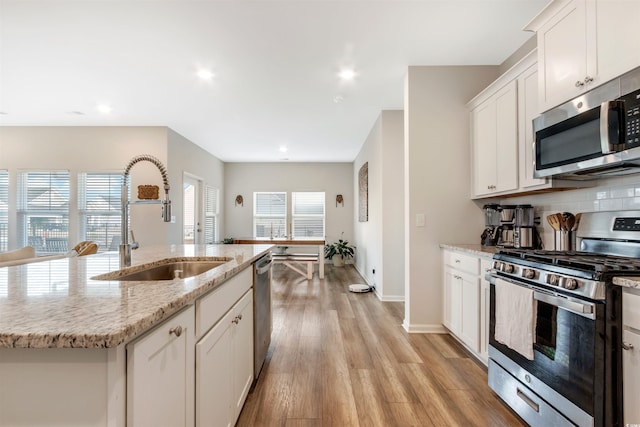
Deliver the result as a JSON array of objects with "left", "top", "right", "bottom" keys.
[
  {"left": 481, "top": 204, "right": 501, "bottom": 246},
  {"left": 496, "top": 205, "right": 516, "bottom": 248},
  {"left": 514, "top": 204, "right": 541, "bottom": 249}
]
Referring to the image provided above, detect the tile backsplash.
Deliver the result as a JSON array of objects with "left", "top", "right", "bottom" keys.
[{"left": 500, "top": 175, "right": 640, "bottom": 250}]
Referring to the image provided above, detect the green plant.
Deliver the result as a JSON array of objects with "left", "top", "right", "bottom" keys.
[{"left": 324, "top": 238, "right": 355, "bottom": 260}]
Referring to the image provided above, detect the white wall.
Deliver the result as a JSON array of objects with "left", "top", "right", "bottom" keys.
[
  {"left": 0, "top": 126, "right": 222, "bottom": 250},
  {"left": 354, "top": 110, "right": 405, "bottom": 301},
  {"left": 224, "top": 162, "right": 353, "bottom": 245},
  {"left": 403, "top": 66, "right": 499, "bottom": 332},
  {"left": 167, "top": 129, "right": 225, "bottom": 243}
]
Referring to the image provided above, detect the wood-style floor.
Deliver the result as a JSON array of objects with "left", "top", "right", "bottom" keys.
[{"left": 237, "top": 264, "right": 526, "bottom": 427}]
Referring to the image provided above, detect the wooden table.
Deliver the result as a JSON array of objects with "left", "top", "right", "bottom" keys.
[{"left": 233, "top": 239, "right": 325, "bottom": 279}]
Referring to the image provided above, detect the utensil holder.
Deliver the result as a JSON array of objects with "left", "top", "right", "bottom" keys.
[{"left": 554, "top": 230, "right": 575, "bottom": 251}]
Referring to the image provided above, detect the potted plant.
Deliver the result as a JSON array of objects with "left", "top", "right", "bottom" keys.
[{"left": 324, "top": 236, "right": 355, "bottom": 267}]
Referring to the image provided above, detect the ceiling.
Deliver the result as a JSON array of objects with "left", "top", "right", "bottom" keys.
[{"left": 0, "top": 0, "right": 547, "bottom": 163}]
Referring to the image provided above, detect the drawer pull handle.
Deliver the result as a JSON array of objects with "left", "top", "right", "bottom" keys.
[
  {"left": 169, "top": 326, "right": 183, "bottom": 337},
  {"left": 517, "top": 388, "right": 539, "bottom": 413},
  {"left": 623, "top": 342, "right": 634, "bottom": 351}
]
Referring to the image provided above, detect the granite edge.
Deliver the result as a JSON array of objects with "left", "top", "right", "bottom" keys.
[{"left": 439, "top": 243, "right": 497, "bottom": 259}]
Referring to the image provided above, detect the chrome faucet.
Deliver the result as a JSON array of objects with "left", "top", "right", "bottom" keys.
[{"left": 120, "top": 154, "right": 172, "bottom": 267}]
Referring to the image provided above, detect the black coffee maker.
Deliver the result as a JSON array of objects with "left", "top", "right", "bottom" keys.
[{"left": 481, "top": 204, "right": 501, "bottom": 246}]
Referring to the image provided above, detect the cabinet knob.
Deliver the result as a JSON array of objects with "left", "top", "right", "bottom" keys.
[
  {"left": 575, "top": 80, "right": 585, "bottom": 88},
  {"left": 169, "top": 325, "right": 183, "bottom": 337},
  {"left": 584, "top": 76, "right": 594, "bottom": 84},
  {"left": 232, "top": 315, "right": 241, "bottom": 325},
  {"left": 622, "top": 342, "right": 634, "bottom": 351}
]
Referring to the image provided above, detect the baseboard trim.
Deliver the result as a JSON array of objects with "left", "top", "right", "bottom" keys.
[
  {"left": 402, "top": 322, "right": 448, "bottom": 334},
  {"left": 352, "top": 265, "right": 405, "bottom": 302}
]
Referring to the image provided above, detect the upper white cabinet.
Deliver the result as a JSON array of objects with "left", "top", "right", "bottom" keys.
[
  {"left": 525, "top": 0, "right": 640, "bottom": 113},
  {"left": 472, "top": 80, "right": 519, "bottom": 197}
]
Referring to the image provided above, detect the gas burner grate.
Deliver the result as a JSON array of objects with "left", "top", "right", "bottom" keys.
[{"left": 497, "top": 249, "right": 640, "bottom": 274}]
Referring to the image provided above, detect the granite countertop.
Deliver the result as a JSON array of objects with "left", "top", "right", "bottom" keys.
[
  {"left": 0, "top": 244, "right": 272, "bottom": 349},
  {"left": 613, "top": 277, "right": 640, "bottom": 289},
  {"left": 439, "top": 243, "right": 498, "bottom": 258}
]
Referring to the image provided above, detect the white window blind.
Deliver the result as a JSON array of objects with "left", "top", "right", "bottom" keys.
[
  {"left": 292, "top": 192, "right": 325, "bottom": 239},
  {"left": 204, "top": 185, "right": 218, "bottom": 244},
  {"left": 0, "top": 171, "right": 8, "bottom": 252},
  {"left": 78, "top": 172, "right": 123, "bottom": 252},
  {"left": 17, "top": 171, "right": 70, "bottom": 255},
  {"left": 254, "top": 192, "right": 286, "bottom": 238}
]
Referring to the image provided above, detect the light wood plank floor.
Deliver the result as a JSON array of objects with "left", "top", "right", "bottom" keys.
[{"left": 237, "top": 264, "right": 526, "bottom": 426}]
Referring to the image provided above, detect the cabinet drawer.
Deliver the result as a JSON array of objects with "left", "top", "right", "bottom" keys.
[
  {"left": 443, "top": 250, "right": 480, "bottom": 275},
  {"left": 196, "top": 267, "right": 252, "bottom": 339},
  {"left": 623, "top": 288, "right": 640, "bottom": 331}
]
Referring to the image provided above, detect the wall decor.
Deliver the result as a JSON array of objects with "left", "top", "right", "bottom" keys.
[
  {"left": 358, "top": 162, "right": 368, "bottom": 222},
  {"left": 235, "top": 195, "right": 244, "bottom": 207},
  {"left": 336, "top": 194, "right": 344, "bottom": 207}
]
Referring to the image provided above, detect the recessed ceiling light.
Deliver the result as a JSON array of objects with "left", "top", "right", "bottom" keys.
[
  {"left": 338, "top": 69, "right": 356, "bottom": 80},
  {"left": 197, "top": 69, "right": 214, "bottom": 80},
  {"left": 279, "top": 146, "right": 288, "bottom": 153},
  {"left": 97, "top": 104, "right": 111, "bottom": 114}
]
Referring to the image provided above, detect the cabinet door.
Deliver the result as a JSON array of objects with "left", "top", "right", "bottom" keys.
[
  {"left": 196, "top": 307, "right": 234, "bottom": 427},
  {"left": 623, "top": 329, "right": 640, "bottom": 424},
  {"left": 479, "top": 259, "right": 492, "bottom": 363},
  {"left": 232, "top": 291, "right": 254, "bottom": 422},
  {"left": 494, "top": 80, "right": 519, "bottom": 193},
  {"left": 443, "top": 265, "right": 462, "bottom": 334},
  {"left": 596, "top": 0, "right": 640, "bottom": 85},
  {"left": 518, "top": 64, "right": 547, "bottom": 188},
  {"left": 128, "top": 306, "right": 195, "bottom": 427},
  {"left": 459, "top": 271, "right": 480, "bottom": 352},
  {"left": 472, "top": 100, "right": 498, "bottom": 196},
  {"left": 537, "top": 0, "right": 591, "bottom": 111}
]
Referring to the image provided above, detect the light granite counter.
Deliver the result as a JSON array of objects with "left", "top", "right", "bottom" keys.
[
  {"left": 439, "top": 243, "right": 498, "bottom": 259},
  {"left": 613, "top": 276, "right": 640, "bottom": 289},
  {"left": 0, "top": 243, "right": 272, "bottom": 349}
]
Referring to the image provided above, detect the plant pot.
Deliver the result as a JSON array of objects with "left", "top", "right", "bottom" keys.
[{"left": 332, "top": 256, "right": 345, "bottom": 267}]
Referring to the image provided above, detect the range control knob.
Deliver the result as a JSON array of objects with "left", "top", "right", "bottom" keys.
[
  {"left": 492, "top": 261, "right": 501, "bottom": 270},
  {"left": 502, "top": 263, "right": 514, "bottom": 274},
  {"left": 547, "top": 274, "right": 560, "bottom": 286},
  {"left": 522, "top": 268, "right": 535, "bottom": 279},
  {"left": 562, "top": 278, "right": 578, "bottom": 290}
]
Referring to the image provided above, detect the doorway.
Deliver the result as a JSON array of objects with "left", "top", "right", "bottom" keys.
[{"left": 183, "top": 174, "right": 202, "bottom": 244}]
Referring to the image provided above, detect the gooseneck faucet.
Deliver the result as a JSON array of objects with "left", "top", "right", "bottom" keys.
[{"left": 120, "top": 154, "right": 172, "bottom": 267}]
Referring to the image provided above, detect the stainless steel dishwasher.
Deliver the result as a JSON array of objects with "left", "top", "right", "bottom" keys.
[{"left": 253, "top": 253, "right": 272, "bottom": 380}]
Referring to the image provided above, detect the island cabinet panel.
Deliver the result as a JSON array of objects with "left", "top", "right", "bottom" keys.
[
  {"left": 127, "top": 306, "right": 195, "bottom": 427},
  {"left": 196, "top": 290, "right": 254, "bottom": 427}
]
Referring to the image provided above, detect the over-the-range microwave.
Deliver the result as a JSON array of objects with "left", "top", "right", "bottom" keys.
[{"left": 533, "top": 66, "right": 640, "bottom": 179}]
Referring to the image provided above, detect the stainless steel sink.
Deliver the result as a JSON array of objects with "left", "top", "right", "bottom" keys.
[{"left": 92, "top": 258, "right": 231, "bottom": 281}]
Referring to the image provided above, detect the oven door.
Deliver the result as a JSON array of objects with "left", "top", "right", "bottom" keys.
[{"left": 489, "top": 277, "right": 605, "bottom": 419}]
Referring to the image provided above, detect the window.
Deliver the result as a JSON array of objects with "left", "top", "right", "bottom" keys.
[
  {"left": 79, "top": 172, "right": 123, "bottom": 252},
  {"left": 254, "top": 192, "right": 286, "bottom": 238},
  {"left": 292, "top": 192, "right": 325, "bottom": 239},
  {"left": 204, "top": 185, "right": 218, "bottom": 244},
  {"left": 17, "top": 171, "right": 70, "bottom": 255},
  {"left": 0, "top": 171, "right": 8, "bottom": 252}
]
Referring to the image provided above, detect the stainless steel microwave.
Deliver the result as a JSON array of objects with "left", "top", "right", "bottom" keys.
[{"left": 533, "top": 66, "right": 640, "bottom": 179}]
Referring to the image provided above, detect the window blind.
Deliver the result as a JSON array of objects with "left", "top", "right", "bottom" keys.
[
  {"left": 292, "top": 192, "right": 325, "bottom": 239},
  {"left": 254, "top": 192, "right": 287, "bottom": 238},
  {"left": 204, "top": 185, "right": 218, "bottom": 244},
  {"left": 78, "top": 172, "right": 122, "bottom": 252},
  {"left": 0, "top": 171, "right": 8, "bottom": 252}
]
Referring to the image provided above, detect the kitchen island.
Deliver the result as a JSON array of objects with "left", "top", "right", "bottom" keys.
[{"left": 0, "top": 243, "right": 272, "bottom": 426}]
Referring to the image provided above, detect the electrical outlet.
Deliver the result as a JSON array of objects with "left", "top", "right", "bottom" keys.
[{"left": 372, "top": 268, "right": 375, "bottom": 274}]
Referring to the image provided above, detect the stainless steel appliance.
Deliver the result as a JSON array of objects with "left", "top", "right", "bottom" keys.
[
  {"left": 481, "top": 204, "right": 501, "bottom": 246},
  {"left": 253, "top": 253, "right": 272, "bottom": 380},
  {"left": 514, "top": 204, "right": 536, "bottom": 249},
  {"left": 486, "top": 210, "right": 640, "bottom": 427},
  {"left": 497, "top": 205, "right": 516, "bottom": 248},
  {"left": 533, "top": 66, "right": 640, "bottom": 179}
]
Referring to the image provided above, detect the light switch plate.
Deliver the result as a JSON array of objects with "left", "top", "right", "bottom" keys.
[{"left": 416, "top": 213, "right": 425, "bottom": 227}]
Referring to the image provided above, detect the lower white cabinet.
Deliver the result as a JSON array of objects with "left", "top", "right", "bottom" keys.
[
  {"left": 196, "top": 289, "right": 254, "bottom": 427},
  {"left": 442, "top": 248, "right": 492, "bottom": 363},
  {"left": 623, "top": 288, "right": 640, "bottom": 424},
  {"left": 127, "top": 306, "right": 195, "bottom": 427}
]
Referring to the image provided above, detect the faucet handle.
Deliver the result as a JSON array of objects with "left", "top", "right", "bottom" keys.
[{"left": 130, "top": 230, "right": 139, "bottom": 250}]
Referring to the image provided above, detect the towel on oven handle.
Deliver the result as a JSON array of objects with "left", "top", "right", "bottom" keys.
[{"left": 494, "top": 278, "right": 537, "bottom": 360}]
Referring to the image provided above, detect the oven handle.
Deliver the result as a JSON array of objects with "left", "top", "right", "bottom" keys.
[{"left": 533, "top": 291, "right": 595, "bottom": 320}]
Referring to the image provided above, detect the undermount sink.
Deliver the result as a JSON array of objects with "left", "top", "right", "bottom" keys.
[{"left": 92, "top": 257, "right": 232, "bottom": 281}]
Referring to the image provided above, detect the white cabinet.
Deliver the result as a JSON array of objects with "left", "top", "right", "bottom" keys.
[
  {"left": 196, "top": 289, "right": 254, "bottom": 427},
  {"left": 526, "top": 0, "right": 640, "bottom": 113},
  {"left": 623, "top": 288, "right": 640, "bottom": 424},
  {"left": 471, "top": 80, "right": 518, "bottom": 197},
  {"left": 127, "top": 306, "right": 195, "bottom": 427},
  {"left": 479, "top": 259, "right": 492, "bottom": 363}
]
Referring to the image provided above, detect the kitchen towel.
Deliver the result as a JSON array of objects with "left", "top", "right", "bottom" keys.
[{"left": 494, "top": 278, "right": 537, "bottom": 360}]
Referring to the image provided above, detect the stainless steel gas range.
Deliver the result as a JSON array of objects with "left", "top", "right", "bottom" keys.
[{"left": 487, "top": 210, "right": 640, "bottom": 427}]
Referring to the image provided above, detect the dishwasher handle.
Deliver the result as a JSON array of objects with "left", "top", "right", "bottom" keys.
[{"left": 256, "top": 257, "right": 273, "bottom": 274}]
